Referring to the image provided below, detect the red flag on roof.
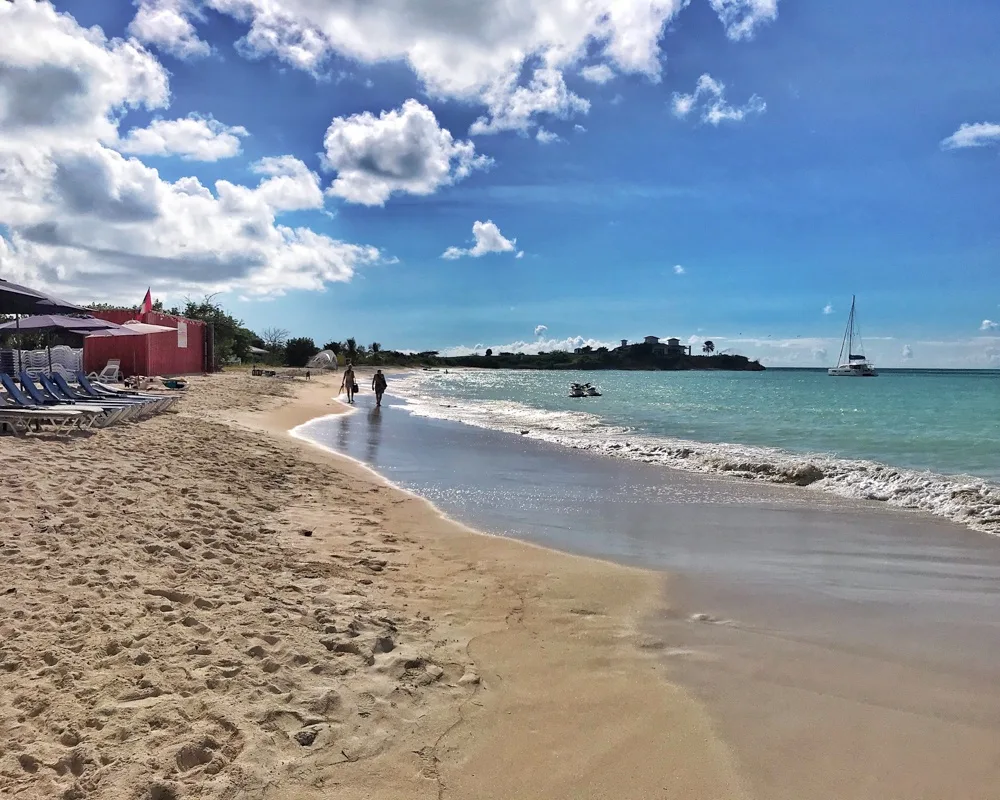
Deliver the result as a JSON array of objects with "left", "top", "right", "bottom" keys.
[{"left": 136, "top": 288, "right": 152, "bottom": 319}]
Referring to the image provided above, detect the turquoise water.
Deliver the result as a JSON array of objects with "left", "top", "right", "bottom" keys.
[{"left": 390, "top": 368, "right": 1000, "bottom": 532}]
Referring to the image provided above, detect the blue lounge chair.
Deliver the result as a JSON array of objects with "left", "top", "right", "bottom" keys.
[
  {"left": 74, "top": 373, "right": 176, "bottom": 412},
  {"left": 0, "top": 393, "right": 88, "bottom": 434},
  {"left": 14, "top": 371, "right": 126, "bottom": 427},
  {"left": 0, "top": 375, "right": 96, "bottom": 431},
  {"left": 39, "top": 374, "right": 148, "bottom": 419}
]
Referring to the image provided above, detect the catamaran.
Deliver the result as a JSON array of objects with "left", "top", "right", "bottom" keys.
[{"left": 828, "top": 295, "right": 877, "bottom": 377}]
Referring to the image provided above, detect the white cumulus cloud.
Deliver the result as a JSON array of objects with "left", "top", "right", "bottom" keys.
[
  {"left": 132, "top": 0, "right": 693, "bottom": 133},
  {"left": 580, "top": 64, "right": 615, "bottom": 84},
  {"left": 117, "top": 114, "right": 248, "bottom": 161},
  {"left": 534, "top": 325, "right": 548, "bottom": 336},
  {"left": 981, "top": 319, "right": 999, "bottom": 331},
  {"left": 322, "top": 99, "right": 492, "bottom": 206},
  {"left": 823, "top": 303, "right": 834, "bottom": 315},
  {"left": 901, "top": 344, "right": 913, "bottom": 360},
  {"left": 671, "top": 73, "right": 765, "bottom": 126},
  {"left": 470, "top": 68, "right": 590, "bottom": 135},
  {"left": 941, "top": 122, "right": 1000, "bottom": 150},
  {"left": 673, "top": 264, "right": 685, "bottom": 274},
  {"left": 129, "top": 0, "right": 211, "bottom": 60},
  {"left": 0, "top": 1, "right": 383, "bottom": 302},
  {"left": 536, "top": 128, "right": 562, "bottom": 144},
  {"left": 442, "top": 220, "right": 517, "bottom": 260},
  {"left": 709, "top": 0, "right": 779, "bottom": 41},
  {"left": 0, "top": 1, "right": 170, "bottom": 148}
]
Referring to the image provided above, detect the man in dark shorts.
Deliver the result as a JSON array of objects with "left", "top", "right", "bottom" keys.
[{"left": 371, "top": 369, "right": 387, "bottom": 407}]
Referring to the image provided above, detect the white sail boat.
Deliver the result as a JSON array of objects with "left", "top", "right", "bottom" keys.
[{"left": 828, "top": 296, "right": 877, "bottom": 377}]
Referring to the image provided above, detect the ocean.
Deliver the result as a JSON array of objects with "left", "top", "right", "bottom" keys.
[{"left": 387, "top": 367, "right": 1000, "bottom": 535}]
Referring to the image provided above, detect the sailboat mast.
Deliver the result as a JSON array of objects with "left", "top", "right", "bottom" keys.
[
  {"left": 848, "top": 295, "right": 856, "bottom": 357},
  {"left": 836, "top": 296, "right": 853, "bottom": 366}
]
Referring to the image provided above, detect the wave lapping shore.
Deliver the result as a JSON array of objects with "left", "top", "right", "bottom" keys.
[{"left": 392, "top": 385, "right": 1000, "bottom": 536}]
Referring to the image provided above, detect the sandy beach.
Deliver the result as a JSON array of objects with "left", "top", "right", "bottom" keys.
[{"left": 0, "top": 371, "right": 745, "bottom": 800}]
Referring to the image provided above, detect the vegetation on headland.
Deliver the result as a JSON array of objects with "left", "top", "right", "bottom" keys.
[
  {"left": 429, "top": 345, "right": 765, "bottom": 371},
  {"left": 7, "top": 296, "right": 763, "bottom": 372}
]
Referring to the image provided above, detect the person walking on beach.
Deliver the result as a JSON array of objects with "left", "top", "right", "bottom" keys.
[
  {"left": 340, "top": 362, "right": 357, "bottom": 404},
  {"left": 372, "top": 369, "right": 387, "bottom": 407}
]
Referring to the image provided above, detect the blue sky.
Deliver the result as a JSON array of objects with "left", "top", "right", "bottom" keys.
[{"left": 1, "top": 0, "right": 999, "bottom": 366}]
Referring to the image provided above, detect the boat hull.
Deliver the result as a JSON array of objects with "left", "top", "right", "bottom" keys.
[{"left": 828, "top": 365, "right": 878, "bottom": 377}]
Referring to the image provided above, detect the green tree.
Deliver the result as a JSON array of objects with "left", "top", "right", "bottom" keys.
[
  {"left": 177, "top": 295, "right": 255, "bottom": 366},
  {"left": 369, "top": 342, "right": 382, "bottom": 363},
  {"left": 286, "top": 337, "right": 320, "bottom": 367},
  {"left": 322, "top": 340, "right": 343, "bottom": 356},
  {"left": 485, "top": 348, "right": 493, "bottom": 357},
  {"left": 344, "top": 337, "right": 358, "bottom": 363},
  {"left": 88, "top": 299, "right": 165, "bottom": 313},
  {"left": 702, "top": 340, "right": 715, "bottom": 355}
]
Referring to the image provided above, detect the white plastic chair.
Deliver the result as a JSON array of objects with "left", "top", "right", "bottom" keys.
[{"left": 89, "top": 359, "right": 122, "bottom": 382}]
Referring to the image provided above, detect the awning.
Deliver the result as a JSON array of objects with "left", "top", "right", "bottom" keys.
[{"left": 87, "top": 321, "right": 176, "bottom": 336}]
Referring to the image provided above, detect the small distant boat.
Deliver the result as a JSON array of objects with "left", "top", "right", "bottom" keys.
[
  {"left": 829, "top": 295, "right": 877, "bottom": 377},
  {"left": 569, "top": 382, "right": 602, "bottom": 397}
]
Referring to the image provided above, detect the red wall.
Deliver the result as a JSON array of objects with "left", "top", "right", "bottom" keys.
[{"left": 83, "top": 310, "right": 206, "bottom": 377}]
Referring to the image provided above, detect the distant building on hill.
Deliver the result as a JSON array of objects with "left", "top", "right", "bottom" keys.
[
  {"left": 615, "top": 335, "right": 692, "bottom": 357},
  {"left": 665, "top": 337, "right": 691, "bottom": 356}
]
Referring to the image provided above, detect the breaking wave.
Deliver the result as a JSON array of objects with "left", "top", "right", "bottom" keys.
[{"left": 390, "top": 377, "right": 1000, "bottom": 537}]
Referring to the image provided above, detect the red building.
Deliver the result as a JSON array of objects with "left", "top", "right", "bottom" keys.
[{"left": 84, "top": 310, "right": 209, "bottom": 377}]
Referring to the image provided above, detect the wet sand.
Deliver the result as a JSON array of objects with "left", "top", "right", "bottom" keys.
[
  {"left": 0, "top": 372, "right": 743, "bottom": 799},
  {"left": 302, "top": 389, "right": 1000, "bottom": 799}
]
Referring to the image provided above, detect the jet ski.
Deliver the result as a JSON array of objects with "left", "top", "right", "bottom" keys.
[{"left": 570, "top": 382, "right": 602, "bottom": 397}]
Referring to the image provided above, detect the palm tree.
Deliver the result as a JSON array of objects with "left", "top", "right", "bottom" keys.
[
  {"left": 345, "top": 337, "right": 358, "bottom": 363},
  {"left": 702, "top": 340, "right": 715, "bottom": 355},
  {"left": 323, "top": 340, "right": 343, "bottom": 356}
]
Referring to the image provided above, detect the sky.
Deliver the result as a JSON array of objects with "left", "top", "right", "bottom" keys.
[{"left": 1, "top": 0, "right": 998, "bottom": 368}]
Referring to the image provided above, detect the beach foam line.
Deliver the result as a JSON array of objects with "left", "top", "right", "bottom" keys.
[{"left": 386, "top": 385, "right": 1000, "bottom": 538}]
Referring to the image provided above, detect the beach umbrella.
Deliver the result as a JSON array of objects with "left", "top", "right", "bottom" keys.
[
  {"left": 0, "top": 314, "right": 121, "bottom": 332},
  {"left": 0, "top": 279, "right": 88, "bottom": 374},
  {"left": 0, "top": 314, "right": 125, "bottom": 375},
  {"left": 0, "top": 279, "right": 87, "bottom": 315}
]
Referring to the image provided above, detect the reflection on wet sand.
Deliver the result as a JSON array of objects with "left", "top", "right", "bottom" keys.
[{"left": 366, "top": 405, "right": 382, "bottom": 463}]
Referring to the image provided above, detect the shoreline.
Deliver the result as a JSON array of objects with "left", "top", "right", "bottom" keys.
[
  {"left": 387, "top": 369, "right": 1000, "bottom": 537},
  {"left": 0, "top": 371, "right": 747, "bottom": 799}
]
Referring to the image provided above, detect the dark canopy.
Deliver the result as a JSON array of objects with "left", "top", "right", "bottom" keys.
[
  {"left": 0, "top": 278, "right": 87, "bottom": 316},
  {"left": 0, "top": 314, "right": 120, "bottom": 332}
]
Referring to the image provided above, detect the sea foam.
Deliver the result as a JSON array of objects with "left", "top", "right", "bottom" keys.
[{"left": 390, "top": 376, "right": 1000, "bottom": 536}]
